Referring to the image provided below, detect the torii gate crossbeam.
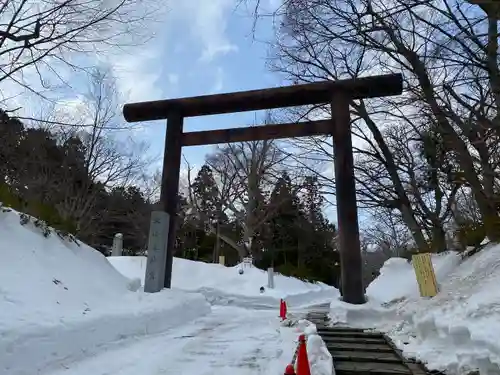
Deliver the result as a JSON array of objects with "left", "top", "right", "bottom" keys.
[{"left": 122, "top": 73, "right": 403, "bottom": 304}]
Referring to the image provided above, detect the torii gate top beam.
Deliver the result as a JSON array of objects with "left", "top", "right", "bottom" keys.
[{"left": 123, "top": 73, "right": 403, "bottom": 122}]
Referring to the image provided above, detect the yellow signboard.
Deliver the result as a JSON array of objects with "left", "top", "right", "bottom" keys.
[{"left": 412, "top": 253, "right": 439, "bottom": 297}]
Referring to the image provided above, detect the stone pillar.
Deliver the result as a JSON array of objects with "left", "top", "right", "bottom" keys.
[
  {"left": 267, "top": 267, "right": 275, "bottom": 289},
  {"left": 144, "top": 211, "right": 170, "bottom": 293},
  {"left": 111, "top": 233, "right": 123, "bottom": 256}
]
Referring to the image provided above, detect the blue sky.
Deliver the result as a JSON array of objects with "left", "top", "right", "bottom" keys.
[
  {"left": 1, "top": 0, "right": 341, "bottom": 221},
  {"left": 0, "top": 0, "right": 283, "bottom": 171},
  {"left": 114, "top": 0, "right": 284, "bottom": 171},
  {"left": 112, "top": 0, "right": 340, "bottom": 221}
]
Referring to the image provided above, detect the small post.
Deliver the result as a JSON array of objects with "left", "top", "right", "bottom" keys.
[
  {"left": 331, "top": 92, "right": 365, "bottom": 304},
  {"left": 219, "top": 255, "right": 225, "bottom": 265},
  {"left": 144, "top": 211, "right": 170, "bottom": 293},
  {"left": 243, "top": 257, "right": 252, "bottom": 268},
  {"left": 111, "top": 233, "right": 123, "bottom": 256},
  {"left": 267, "top": 267, "right": 275, "bottom": 289},
  {"left": 215, "top": 220, "right": 221, "bottom": 261},
  {"left": 160, "top": 111, "right": 184, "bottom": 288}
]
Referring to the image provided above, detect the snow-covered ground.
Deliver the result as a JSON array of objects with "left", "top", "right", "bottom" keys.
[
  {"left": 329, "top": 246, "right": 500, "bottom": 375},
  {"left": 44, "top": 307, "right": 333, "bottom": 375},
  {"left": 109, "top": 256, "right": 337, "bottom": 309},
  {"left": 0, "top": 207, "right": 332, "bottom": 375},
  {"left": 4, "top": 202, "right": 499, "bottom": 375},
  {"left": 47, "top": 306, "right": 300, "bottom": 375},
  {"left": 0, "top": 207, "right": 211, "bottom": 375}
]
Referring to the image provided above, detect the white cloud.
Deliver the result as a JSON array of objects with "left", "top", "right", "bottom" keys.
[
  {"left": 172, "top": 0, "right": 238, "bottom": 62},
  {"left": 0, "top": 0, "right": 240, "bottom": 151},
  {"left": 263, "top": 0, "right": 283, "bottom": 13},
  {"left": 101, "top": 0, "right": 238, "bottom": 105},
  {"left": 211, "top": 67, "right": 225, "bottom": 93},
  {"left": 53, "top": 96, "right": 92, "bottom": 123},
  {"left": 201, "top": 43, "right": 238, "bottom": 63},
  {"left": 168, "top": 74, "right": 179, "bottom": 85},
  {"left": 1, "top": 0, "right": 238, "bottom": 106},
  {"left": 102, "top": 49, "right": 163, "bottom": 105}
]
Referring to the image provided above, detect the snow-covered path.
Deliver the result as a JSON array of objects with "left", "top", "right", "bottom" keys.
[{"left": 47, "top": 306, "right": 296, "bottom": 375}]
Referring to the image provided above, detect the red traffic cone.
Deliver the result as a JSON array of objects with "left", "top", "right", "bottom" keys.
[
  {"left": 284, "top": 364, "right": 295, "bottom": 375},
  {"left": 296, "top": 334, "right": 311, "bottom": 375},
  {"left": 282, "top": 299, "right": 288, "bottom": 320},
  {"left": 279, "top": 299, "right": 285, "bottom": 319}
]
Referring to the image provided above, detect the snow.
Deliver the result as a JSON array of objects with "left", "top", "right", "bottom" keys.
[
  {"left": 42, "top": 307, "right": 333, "bottom": 375},
  {"left": 0, "top": 208, "right": 210, "bottom": 375},
  {"left": 0, "top": 206, "right": 332, "bottom": 375},
  {"left": 291, "top": 319, "right": 334, "bottom": 375},
  {"left": 109, "top": 256, "right": 338, "bottom": 308},
  {"left": 329, "top": 246, "right": 500, "bottom": 375},
  {"left": 47, "top": 307, "right": 301, "bottom": 375},
  {"left": 365, "top": 252, "right": 461, "bottom": 303},
  {"left": 5, "top": 199, "right": 500, "bottom": 375}
]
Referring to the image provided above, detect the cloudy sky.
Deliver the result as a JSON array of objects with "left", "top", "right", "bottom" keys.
[
  {"left": 1, "top": 0, "right": 340, "bottom": 219},
  {"left": 0, "top": 0, "right": 286, "bottom": 173},
  {"left": 112, "top": 0, "right": 283, "bottom": 171}
]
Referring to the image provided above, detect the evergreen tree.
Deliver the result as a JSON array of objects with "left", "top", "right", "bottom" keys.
[
  {"left": 300, "top": 175, "right": 340, "bottom": 285},
  {"left": 302, "top": 175, "right": 326, "bottom": 228},
  {"left": 191, "top": 165, "right": 219, "bottom": 219},
  {"left": 188, "top": 164, "right": 229, "bottom": 262},
  {"left": 263, "top": 172, "right": 302, "bottom": 268},
  {"left": 191, "top": 164, "right": 227, "bottom": 227}
]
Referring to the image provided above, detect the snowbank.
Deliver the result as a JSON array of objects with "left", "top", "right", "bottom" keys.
[
  {"left": 366, "top": 251, "right": 461, "bottom": 303},
  {"left": 0, "top": 208, "right": 210, "bottom": 375},
  {"left": 109, "top": 256, "right": 337, "bottom": 308},
  {"left": 329, "top": 247, "right": 500, "bottom": 375},
  {"left": 286, "top": 319, "right": 333, "bottom": 375}
]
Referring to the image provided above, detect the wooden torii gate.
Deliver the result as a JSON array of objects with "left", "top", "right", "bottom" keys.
[{"left": 122, "top": 73, "right": 403, "bottom": 304}]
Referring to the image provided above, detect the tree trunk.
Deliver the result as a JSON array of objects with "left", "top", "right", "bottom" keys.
[
  {"left": 405, "top": 49, "right": 500, "bottom": 240},
  {"left": 357, "top": 104, "right": 428, "bottom": 251}
]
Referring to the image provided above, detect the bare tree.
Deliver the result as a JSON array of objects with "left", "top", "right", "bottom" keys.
[
  {"left": 247, "top": 0, "right": 500, "bottom": 242},
  {"left": 137, "top": 168, "right": 162, "bottom": 203},
  {"left": 363, "top": 208, "right": 415, "bottom": 258},
  {"left": 0, "top": 0, "right": 158, "bottom": 97},
  {"left": 206, "top": 139, "right": 282, "bottom": 256},
  {"left": 183, "top": 132, "right": 300, "bottom": 260},
  {"left": 52, "top": 68, "right": 153, "bottom": 238}
]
